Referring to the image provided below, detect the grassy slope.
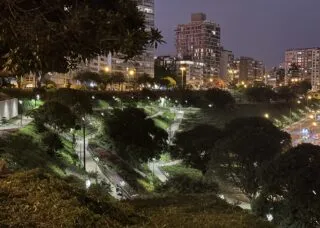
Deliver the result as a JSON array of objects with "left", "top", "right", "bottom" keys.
[
  {"left": 0, "top": 123, "right": 79, "bottom": 176},
  {"left": 128, "top": 195, "right": 273, "bottom": 228},
  {"left": 0, "top": 169, "right": 273, "bottom": 228}
]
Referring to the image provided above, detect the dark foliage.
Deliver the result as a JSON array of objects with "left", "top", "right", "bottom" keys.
[
  {"left": 207, "top": 117, "right": 291, "bottom": 198},
  {"left": 205, "top": 88, "right": 235, "bottom": 109}
]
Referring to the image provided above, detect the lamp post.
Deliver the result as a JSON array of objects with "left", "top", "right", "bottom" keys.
[
  {"left": 82, "top": 116, "right": 86, "bottom": 171},
  {"left": 35, "top": 94, "right": 40, "bottom": 108},
  {"left": 180, "top": 67, "right": 186, "bottom": 89},
  {"left": 19, "top": 100, "right": 23, "bottom": 126},
  {"left": 104, "top": 66, "right": 110, "bottom": 73},
  {"left": 307, "top": 95, "right": 312, "bottom": 106}
]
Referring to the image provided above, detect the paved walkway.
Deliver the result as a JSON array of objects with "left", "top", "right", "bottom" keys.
[
  {"left": 0, "top": 116, "right": 32, "bottom": 131},
  {"left": 149, "top": 107, "right": 184, "bottom": 182},
  {"left": 74, "top": 136, "right": 122, "bottom": 199}
]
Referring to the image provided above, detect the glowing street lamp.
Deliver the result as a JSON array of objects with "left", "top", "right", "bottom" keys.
[
  {"left": 129, "top": 69, "right": 135, "bottom": 76},
  {"left": 312, "top": 122, "right": 318, "bottom": 127},
  {"left": 34, "top": 94, "right": 40, "bottom": 108},
  {"left": 19, "top": 100, "right": 23, "bottom": 126},
  {"left": 264, "top": 113, "right": 270, "bottom": 119},
  {"left": 180, "top": 67, "right": 186, "bottom": 89},
  {"left": 104, "top": 66, "right": 110, "bottom": 73}
]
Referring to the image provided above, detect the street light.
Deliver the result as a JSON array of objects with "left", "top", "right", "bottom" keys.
[
  {"left": 264, "top": 113, "right": 270, "bottom": 119},
  {"left": 35, "top": 94, "right": 40, "bottom": 107},
  {"left": 307, "top": 95, "right": 312, "bottom": 106},
  {"left": 19, "top": 100, "right": 23, "bottom": 126},
  {"left": 129, "top": 69, "right": 135, "bottom": 76},
  {"left": 180, "top": 67, "right": 186, "bottom": 89},
  {"left": 104, "top": 66, "right": 110, "bottom": 73},
  {"left": 82, "top": 116, "right": 86, "bottom": 171}
]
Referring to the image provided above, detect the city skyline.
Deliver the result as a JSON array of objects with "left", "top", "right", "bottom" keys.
[{"left": 155, "top": 0, "right": 320, "bottom": 68}]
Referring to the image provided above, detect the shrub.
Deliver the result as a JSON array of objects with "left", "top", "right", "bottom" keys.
[
  {"left": 41, "top": 131, "right": 63, "bottom": 156},
  {"left": 156, "top": 174, "right": 219, "bottom": 194}
]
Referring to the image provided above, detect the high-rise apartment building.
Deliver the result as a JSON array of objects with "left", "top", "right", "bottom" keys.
[
  {"left": 175, "top": 13, "right": 221, "bottom": 79},
  {"left": 285, "top": 48, "right": 320, "bottom": 90},
  {"left": 155, "top": 56, "right": 177, "bottom": 74},
  {"left": 220, "top": 49, "right": 234, "bottom": 81},
  {"left": 234, "top": 57, "right": 265, "bottom": 82},
  {"left": 84, "top": 0, "right": 155, "bottom": 77}
]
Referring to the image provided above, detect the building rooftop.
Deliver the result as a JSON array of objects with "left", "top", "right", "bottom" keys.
[{"left": 286, "top": 47, "right": 320, "bottom": 51}]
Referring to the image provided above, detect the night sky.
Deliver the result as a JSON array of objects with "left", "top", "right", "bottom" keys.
[{"left": 155, "top": 0, "right": 320, "bottom": 68}]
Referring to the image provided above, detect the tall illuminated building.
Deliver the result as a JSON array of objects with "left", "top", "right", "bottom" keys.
[
  {"left": 176, "top": 13, "right": 221, "bottom": 79},
  {"left": 85, "top": 0, "right": 155, "bottom": 78}
]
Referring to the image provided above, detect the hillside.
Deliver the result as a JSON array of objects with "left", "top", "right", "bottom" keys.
[{"left": 0, "top": 169, "right": 273, "bottom": 228}]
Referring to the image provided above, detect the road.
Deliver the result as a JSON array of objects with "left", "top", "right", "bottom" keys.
[
  {"left": 285, "top": 116, "right": 320, "bottom": 146},
  {"left": 75, "top": 136, "right": 134, "bottom": 199}
]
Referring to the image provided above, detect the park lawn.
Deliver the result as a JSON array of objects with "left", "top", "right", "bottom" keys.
[
  {"left": 161, "top": 164, "right": 203, "bottom": 180},
  {"left": 181, "top": 103, "right": 313, "bottom": 130},
  {"left": 0, "top": 122, "right": 79, "bottom": 177},
  {"left": 153, "top": 117, "right": 170, "bottom": 130}
]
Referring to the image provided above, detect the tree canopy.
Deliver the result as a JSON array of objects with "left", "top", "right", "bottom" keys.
[
  {"left": 245, "top": 86, "right": 276, "bottom": 103},
  {"left": 173, "top": 125, "right": 223, "bottom": 173},
  {"left": 205, "top": 88, "right": 235, "bottom": 109},
  {"left": 255, "top": 144, "right": 320, "bottom": 228},
  {"left": 207, "top": 117, "right": 291, "bottom": 198},
  {"left": 0, "top": 0, "right": 163, "bottom": 84},
  {"left": 104, "top": 107, "right": 168, "bottom": 164},
  {"left": 33, "top": 101, "right": 77, "bottom": 131}
]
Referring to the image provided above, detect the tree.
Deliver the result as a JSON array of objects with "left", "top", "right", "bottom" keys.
[
  {"left": 158, "top": 76, "right": 177, "bottom": 88},
  {"left": 276, "top": 86, "right": 296, "bottom": 103},
  {"left": 156, "top": 174, "right": 219, "bottom": 195},
  {"left": 291, "top": 80, "right": 311, "bottom": 95},
  {"left": 245, "top": 86, "right": 276, "bottom": 103},
  {"left": 109, "top": 72, "right": 126, "bottom": 91},
  {"left": 173, "top": 125, "right": 223, "bottom": 173},
  {"left": 137, "top": 73, "right": 154, "bottom": 86},
  {"left": 207, "top": 117, "right": 291, "bottom": 199},
  {"left": 47, "top": 89, "right": 93, "bottom": 116},
  {"left": 255, "top": 144, "right": 320, "bottom": 228},
  {"left": 74, "top": 71, "right": 105, "bottom": 88},
  {"left": 0, "top": 0, "right": 164, "bottom": 86},
  {"left": 205, "top": 88, "right": 235, "bottom": 109},
  {"left": 33, "top": 101, "right": 76, "bottom": 132},
  {"left": 41, "top": 131, "right": 63, "bottom": 156},
  {"left": 104, "top": 107, "right": 168, "bottom": 164},
  {"left": 154, "top": 65, "right": 177, "bottom": 82}
]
